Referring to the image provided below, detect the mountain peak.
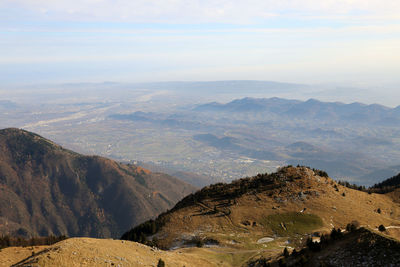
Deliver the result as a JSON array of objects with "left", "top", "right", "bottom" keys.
[
  {"left": 0, "top": 128, "right": 66, "bottom": 163},
  {"left": 0, "top": 127, "right": 58, "bottom": 145}
]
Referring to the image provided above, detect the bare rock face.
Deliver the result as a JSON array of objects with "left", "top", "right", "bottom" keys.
[{"left": 0, "top": 128, "right": 196, "bottom": 238}]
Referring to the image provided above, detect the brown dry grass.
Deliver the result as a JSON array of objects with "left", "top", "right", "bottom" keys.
[
  {"left": 152, "top": 167, "right": 400, "bottom": 251},
  {"left": 4, "top": 167, "right": 400, "bottom": 266},
  {"left": 6, "top": 238, "right": 220, "bottom": 267},
  {"left": 0, "top": 245, "right": 49, "bottom": 267}
]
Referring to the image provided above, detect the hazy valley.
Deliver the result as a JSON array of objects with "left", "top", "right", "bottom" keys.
[
  {"left": 2, "top": 81, "right": 400, "bottom": 186},
  {"left": 2, "top": 81, "right": 400, "bottom": 266},
  {"left": 3, "top": 0, "right": 400, "bottom": 265}
]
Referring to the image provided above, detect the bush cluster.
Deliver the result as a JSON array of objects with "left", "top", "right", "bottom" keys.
[
  {"left": 121, "top": 219, "right": 162, "bottom": 245},
  {"left": 338, "top": 172, "right": 400, "bottom": 194},
  {"left": 0, "top": 235, "right": 68, "bottom": 249}
]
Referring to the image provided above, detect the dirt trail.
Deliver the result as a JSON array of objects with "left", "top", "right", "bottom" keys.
[{"left": 196, "top": 201, "right": 249, "bottom": 232}]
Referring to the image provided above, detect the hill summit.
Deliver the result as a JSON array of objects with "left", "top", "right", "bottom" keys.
[
  {"left": 0, "top": 128, "right": 195, "bottom": 238},
  {"left": 123, "top": 166, "right": 400, "bottom": 252}
]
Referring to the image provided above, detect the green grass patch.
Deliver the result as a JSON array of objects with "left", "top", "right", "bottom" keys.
[{"left": 261, "top": 212, "right": 323, "bottom": 236}]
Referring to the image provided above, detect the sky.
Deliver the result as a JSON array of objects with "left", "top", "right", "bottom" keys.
[{"left": 1, "top": 0, "right": 400, "bottom": 90}]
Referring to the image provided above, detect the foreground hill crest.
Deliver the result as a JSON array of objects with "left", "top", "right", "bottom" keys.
[
  {"left": 171, "top": 165, "right": 328, "bottom": 210},
  {"left": 123, "top": 165, "right": 400, "bottom": 251},
  {"left": 0, "top": 128, "right": 195, "bottom": 238},
  {"left": 7, "top": 227, "right": 400, "bottom": 267}
]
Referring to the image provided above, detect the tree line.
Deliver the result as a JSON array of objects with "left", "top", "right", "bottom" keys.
[{"left": 0, "top": 235, "right": 68, "bottom": 249}]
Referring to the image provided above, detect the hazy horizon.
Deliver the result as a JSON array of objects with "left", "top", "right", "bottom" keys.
[
  {"left": 1, "top": 0, "right": 399, "bottom": 94},
  {"left": 1, "top": 79, "right": 400, "bottom": 108}
]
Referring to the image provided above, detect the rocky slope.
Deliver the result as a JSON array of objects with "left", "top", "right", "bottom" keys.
[
  {"left": 0, "top": 128, "right": 195, "bottom": 238},
  {"left": 310, "top": 228, "right": 400, "bottom": 267},
  {"left": 250, "top": 227, "right": 400, "bottom": 267}
]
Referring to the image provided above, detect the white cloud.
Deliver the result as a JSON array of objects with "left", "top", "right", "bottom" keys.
[
  {"left": 1, "top": 0, "right": 399, "bottom": 88},
  {"left": 2, "top": 0, "right": 400, "bottom": 23}
]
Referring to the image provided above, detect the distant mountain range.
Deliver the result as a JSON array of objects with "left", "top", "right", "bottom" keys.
[
  {"left": 0, "top": 128, "right": 195, "bottom": 238},
  {"left": 195, "top": 97, "right": 400, "bottom": 125},
  {"left": 0, "top": 100, "right": 17, "bottom": 109},
  {"left": 109, "top": 96, "right": 400, "bottom": 184}
]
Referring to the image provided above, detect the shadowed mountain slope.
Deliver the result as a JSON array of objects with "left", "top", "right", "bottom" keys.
[
  {"left": 0, "top": 128, "right": 195, "bottom": 238},
  {"left": 135, "top": 161, "right": 214, "bottom": 187}
]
